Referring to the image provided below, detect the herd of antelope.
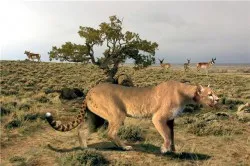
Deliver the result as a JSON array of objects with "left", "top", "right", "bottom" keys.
[
  {"left": 158, "top": 58, "right": 217, "bottom": 75},
  {"left": 23, "top": 49, "right": 216, "bottom": 75}
]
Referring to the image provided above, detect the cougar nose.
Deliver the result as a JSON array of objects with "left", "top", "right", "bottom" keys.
[{"left": 215, "top": 97, "right": 220, "bottom": 102}]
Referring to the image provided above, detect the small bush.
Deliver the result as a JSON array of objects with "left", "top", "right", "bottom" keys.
[
  {"left": 183, "top": 104, "right": 201, "bottom": 113},
  {"left": 1, "top": 89, "right": 19, "bottom": 95},
  {"left": 24, "top": 113, "right": 46, "bottom": 121},
  {"left": 25, "top": 80, "right": 36, "bottom": 87},
  {"left": 76, "top": 150, "right": 108, "bottom": 166},
  {"left": 9, "top": 156, "right": 26, "bottom": 164},
  {"left": 118, "top": 125, "right": 144, "bottom": 142},
  {"left": 225, "top": 98, "right": 244, "bottom": 105},
  {"left": 19, "top": 103, "right": 31, "bottom": 111},
  {"left": 24, "top": 113, "right": 39, "bottom": 121},
  {"left": 221, "top": 97, "right": 226, "bottom": 104},
  {"left": 221, "top": 97, "right": 244, "bottom": 110},
  {"left": 64, "top": 150, "right": 108, "bottom": 166},
  {"left": 43, "top": 87, "right": 54, "bottom": 94},
  {"left": 187, "top": 121, "right": 242, "bottom": 136},
  {"left": 23, "top": 87, "right": 36, "bottom": 91},
  {"left": 5, "top": 119, "right": 22, "bottom": 129},
  {"left": 0, "top": 106, "right": 11, "bottom": 116},
  {"left": 0, "top": 102, "right": 17, "bottom": 116},
  {"left": 36, "top": 96, "right": 50, "bottom": 103}
]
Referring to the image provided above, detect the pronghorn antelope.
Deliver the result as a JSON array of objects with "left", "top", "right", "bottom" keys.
[
  {"left": 184, "top": 59, "right": 191, "bottom": 72},
  {"left": 197, "top": 58, "right": 216, "bottom": 75},
  {"left": 24, "top": 51, "right": 41, "bottom": 61},
  {"left": 159, "top": 58, "right": 171, "bottom": 70}
]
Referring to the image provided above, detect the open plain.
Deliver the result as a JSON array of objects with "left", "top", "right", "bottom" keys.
[{"left": 1, "top": 61, "right": 250, "bottom": 166}]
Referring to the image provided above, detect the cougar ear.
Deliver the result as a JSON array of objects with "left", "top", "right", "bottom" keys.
[
  {"left": 196, "top": 85, "right": 204, "bottom": 95},
  {"left": 207, "top": 84, "right": 210, "bottom": 88}
]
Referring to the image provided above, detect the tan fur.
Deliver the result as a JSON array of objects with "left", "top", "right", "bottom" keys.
[
  {"left": 159, "top": 58, "right": 171, "bottom": 70},
  {"left": 160, "top": 63, "right": 171, "bottom": 69},
  {"left": 46, "top": 81, "right": 219, "bottom": 153},
  {"left": 24, "top": 50, "right": 41, "bottom": 61},
  {"left": 197, "top": 58, "right": 216, "bottom": 75}
]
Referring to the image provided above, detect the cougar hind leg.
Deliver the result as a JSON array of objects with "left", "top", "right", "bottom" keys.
[
  {"left": 77, "top": 111, "right": 104, "bottom": 149},
  {"left": 77, "top": 122, "right": 89, "bottom": 149},
  {"left": 107, "top": 112, "right": 132, "bottom": 151}
]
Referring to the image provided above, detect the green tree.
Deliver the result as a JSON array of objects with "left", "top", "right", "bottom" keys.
[
  {"left": 49, "top": 15, "right": 158, "bottom": 80},
  {"left": 49, "top": 42, "right": 91, "bottom": 63}
]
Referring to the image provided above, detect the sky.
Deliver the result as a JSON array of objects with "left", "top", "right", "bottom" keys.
[{"left": 0, "top": 1, "right": 249, "bottom": 64}]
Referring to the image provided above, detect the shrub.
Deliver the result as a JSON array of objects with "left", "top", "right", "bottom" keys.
[
  {"left": 5, "top": 119, "right": 22, "bottom": 129},
  {"left": 24, "top": 113, "right": 46, "bottom": 121},
  {"left": 118, "top": 125, "right": 144, "bottom": 142},
  {"left": 19, "top": 103, "right": 31, "bottom": 111},
  {"left": 0, "top": 102, "right": 18, "bottom": 116},
  {"left": 36, "top": 96, "right": 50, "bottom": 103},
  {"left": 221, "top": 97, "right": 226, "bottom": 104},
  {"left": 64, "top": 150, "right": 108, "bottom": 166},
  {"left": 225, "top": 98, "right": 244, "bottom": 105},
  {"left": 24, "top": 113, "right": 39, "bottom": 121},
  {"left": 43, "top": 87, "right": 54, "bottom": 94},
  {"left": 183, "top": 104, "right": 201, "bottom": 113},
  {"left": 221, "top": 97, "right": 244, "bottom": 110},
  {"left": 1, "top": 89, "right": 19, "bottom": 95},
  {"left": 187, "top": 121, "right": 242, "bottom": 136},
  {"left": 23, "top": 87, "right": 36, "bottom": 91},
  {"left": 0, "top": 106, "right": 11, "bottom": 116},
  {"left": 76, "top": 150, "right": 108, "bottom": 166},
  {"left": 9, "top": 156, "right": 26, "bottom": 164}
]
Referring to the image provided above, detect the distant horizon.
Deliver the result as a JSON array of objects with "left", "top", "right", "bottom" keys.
[{"left": 1, "top": 59, "right": 249, "bottom": 66}]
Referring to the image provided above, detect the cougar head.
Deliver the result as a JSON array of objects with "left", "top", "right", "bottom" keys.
[{"left": 194, "top": 85, "right": 219, "bottom": 107}]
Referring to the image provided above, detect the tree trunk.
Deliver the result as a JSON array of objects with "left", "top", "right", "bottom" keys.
[{"left": 104, "top": 62, "right": 119, "bottom": 83}]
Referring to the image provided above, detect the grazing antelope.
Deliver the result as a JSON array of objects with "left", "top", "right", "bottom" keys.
[
  {"left": 159, "top": 58, "right": 171, "bottom": 70},
  {"left": 197, "top": 58, "right": 216, "bottom": 75},
  {"left": 184, "top": 59, "right": 191, "bottom": 72},
  {"left": 24, "top": 51, "right": 41, "bottom": 62}
]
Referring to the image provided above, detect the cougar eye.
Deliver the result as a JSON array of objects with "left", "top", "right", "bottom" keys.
[{"left": 208, "top": 93, "right": 212, "bottom": 96}]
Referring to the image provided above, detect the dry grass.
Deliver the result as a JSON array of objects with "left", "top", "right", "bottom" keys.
[{"left": 1, "top": 60, "right": 250, "bottom": 166}]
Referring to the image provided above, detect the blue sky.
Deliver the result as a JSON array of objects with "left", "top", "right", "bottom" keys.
[{"left": 0, "top": 1, "right": 249, "bottom": 64}]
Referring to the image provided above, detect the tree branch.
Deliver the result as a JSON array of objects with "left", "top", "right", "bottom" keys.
[{"left": 86, "top": 43, "right": 96, "bottom": 65}]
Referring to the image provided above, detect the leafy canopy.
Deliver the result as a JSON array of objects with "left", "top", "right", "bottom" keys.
[{"left": 49, "top": 15, "right": 158, "bottom": 78}]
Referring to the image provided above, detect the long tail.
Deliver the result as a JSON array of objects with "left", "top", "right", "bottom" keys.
[{"left": 45, "top": 99, "right": 87, "bottom": 132}]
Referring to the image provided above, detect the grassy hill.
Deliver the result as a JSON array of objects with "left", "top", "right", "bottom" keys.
[{"left": 1, "top": 60, "right": 250, "bottom": 166}]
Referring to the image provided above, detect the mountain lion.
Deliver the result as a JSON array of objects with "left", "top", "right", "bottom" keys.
[{"left": 46, "top": 80, "right": 219, "bottom": 153}]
